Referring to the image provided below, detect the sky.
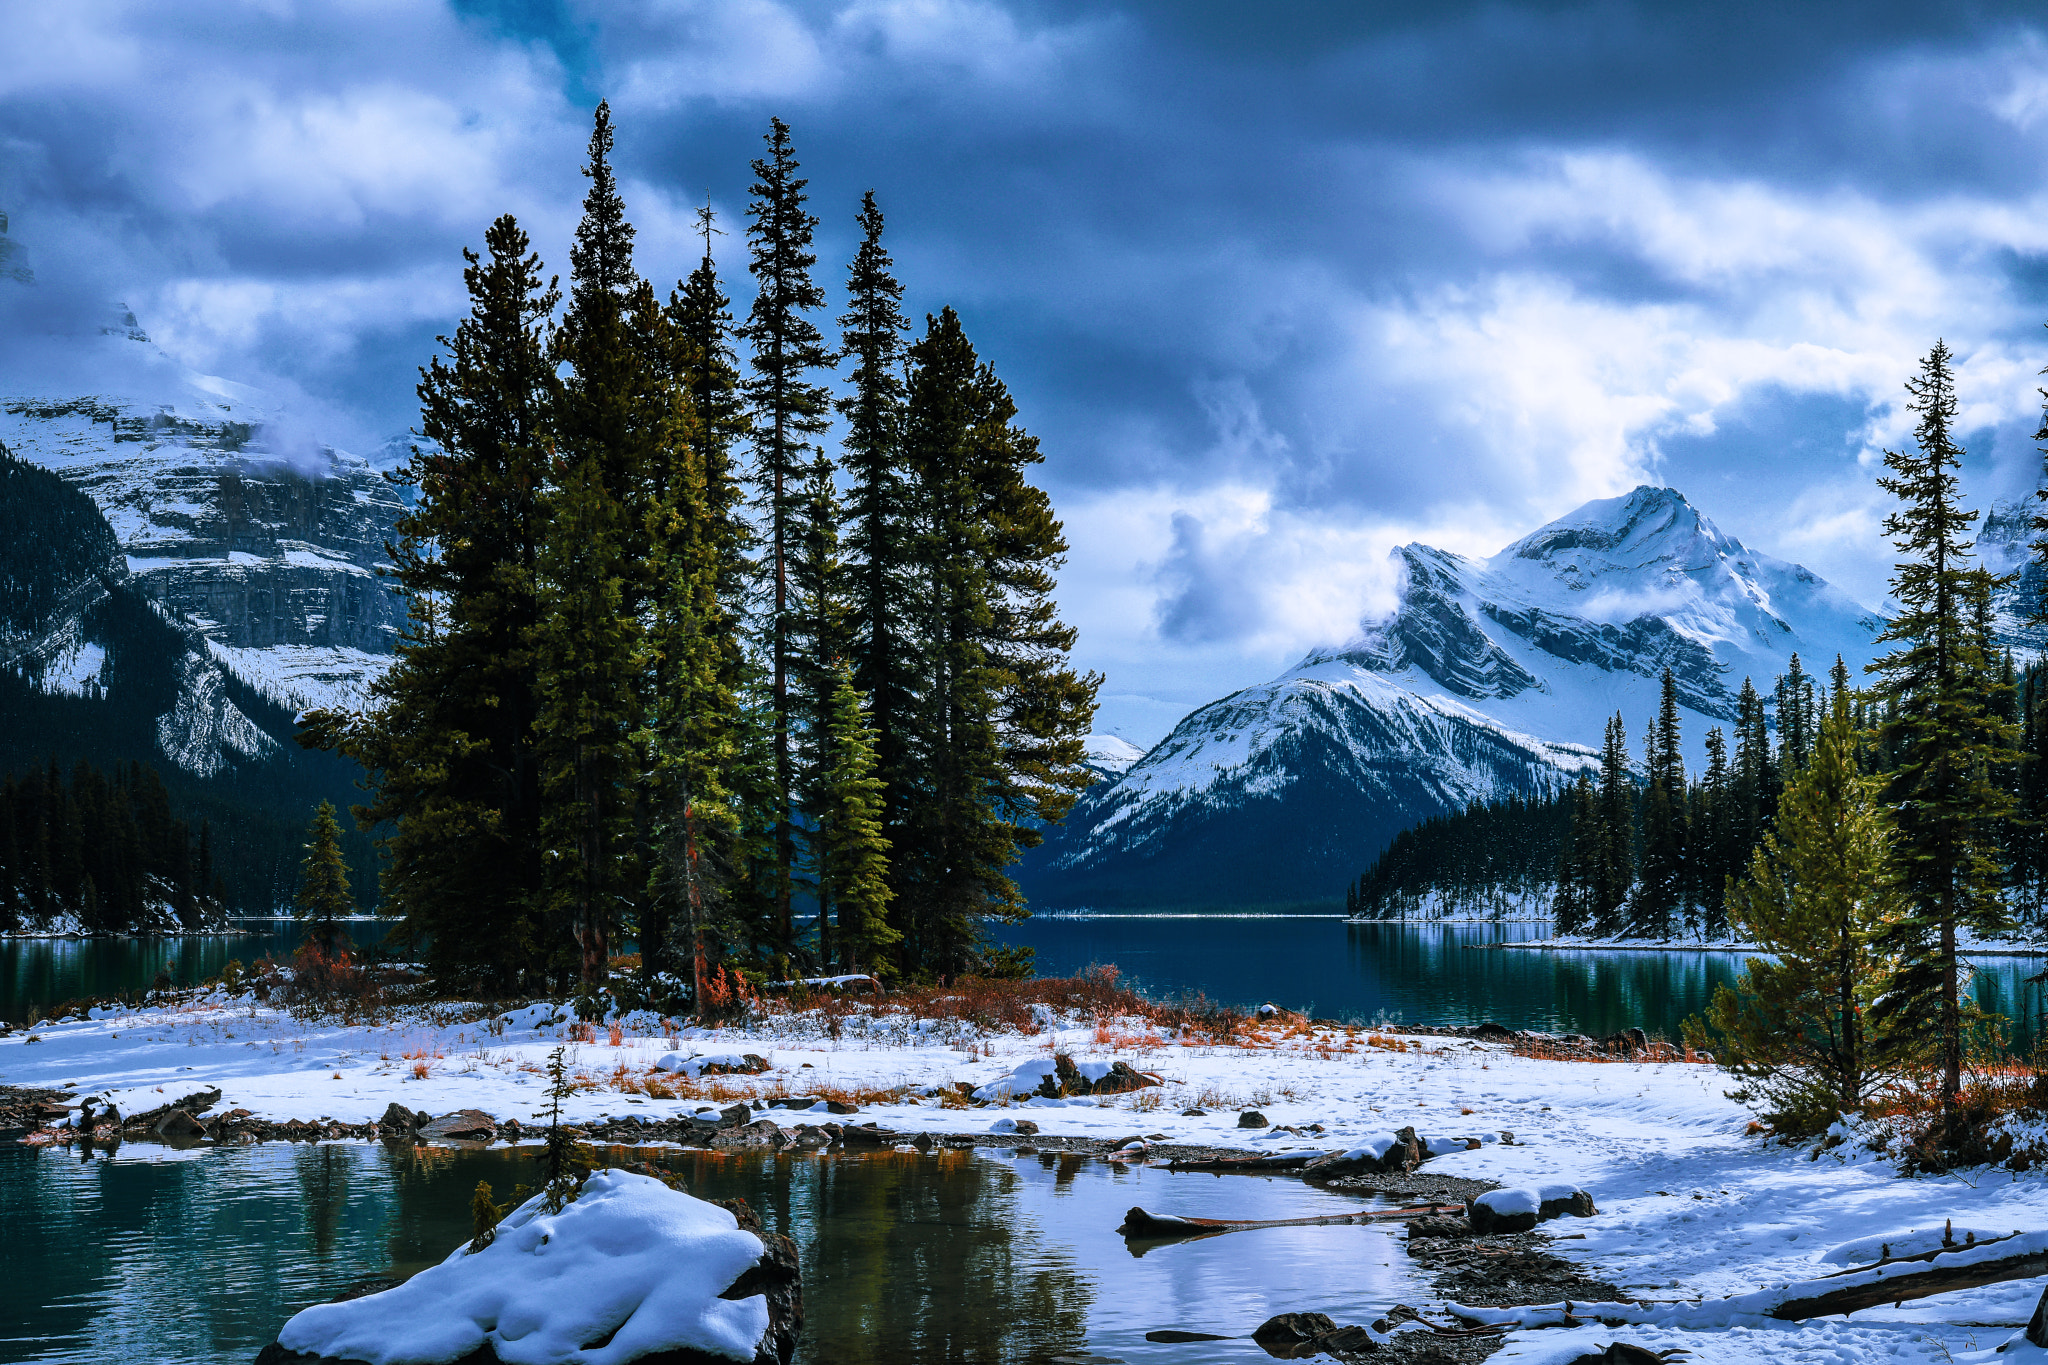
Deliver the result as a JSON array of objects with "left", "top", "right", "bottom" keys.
[{"left": 7, "top": 1, "right": 2048, "bottom": 743}]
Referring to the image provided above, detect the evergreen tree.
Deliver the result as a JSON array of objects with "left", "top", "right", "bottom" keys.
[
  {"left": 741, "top": 117, "right": 835, "bottom": 954},
  {"left": 896, "top": 309, "right": 1099, "bottom": 978},
  {"left": 812, "top": 668, "right": 898, "bottom": 974},
  {"left": 837, "top": 191, "right": 919, "bottom": 878},
  {"left": 1694, "top": 725, "right": 1733, "bottom": 939},
  {"left": 1691, "top": 682, "right": 1914, "bottom": 1137},
  {"left": 1552, "top": 773, "right": 1598, "bottom": 935},
  {"left": 1774, "top": 653, "right": 1818, "bottom": 778},
  {"left": 535, "top": 102, "right": 664, "bottom": 986},
  {"left": 1867, "top": 340, "right": 2023, "bottom": 1115},
  {"left": 1629, "top": 669, "right": 1687, "bottom": 939},
  {"left": 790, "top": 446, "right": 853, "bottom": 965},
  {"left": 295, "top": 800, "right": 355, "bottom": 953},
  {"left": 299, "top": 214, "right": 558, "bottom": 988},
  {"left": 1731, "top": 677, "right": 1773, "bottom": 860},
  {"left": 1591, "top": 712, "right": 1635, "bottom": 935}
]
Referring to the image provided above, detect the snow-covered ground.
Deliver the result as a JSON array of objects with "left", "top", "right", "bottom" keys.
[{"left": 9, "top": 994, "right": 2048, "bottom": 1362}]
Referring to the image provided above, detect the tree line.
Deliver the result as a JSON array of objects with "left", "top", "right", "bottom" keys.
[
  {"left": 303, "top": 106, "right": 1097, "bottom": 999},
  {"left": 0, "top": 757, "right": 224, "bottom": 933}
]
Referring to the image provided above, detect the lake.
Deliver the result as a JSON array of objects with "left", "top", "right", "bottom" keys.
[
  {"left": 10, "top": 914, "right": 2048, "bottom": 1051},
  {"left": 1, "top": 1140, "right": 1421, "bottom": 1365}
]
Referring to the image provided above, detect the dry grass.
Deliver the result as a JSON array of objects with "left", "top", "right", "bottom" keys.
[{"left": 863, "top": 965, "right": 1246, "bottom": 1041}]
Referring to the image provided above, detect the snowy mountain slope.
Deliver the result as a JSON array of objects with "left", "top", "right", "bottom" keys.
[
  {"left": 1019, "top": 486, "right": 1885, "bottom": 908},
  {"left": 0, "top": 335, "right": 405, "bottom": 715},
  {"left": 1080, "top": 733, "right": 1146, "bottom": 782}
]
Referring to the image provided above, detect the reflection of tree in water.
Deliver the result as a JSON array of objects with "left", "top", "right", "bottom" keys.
[
  {"left": 294, "top": 1143, "right": 351, "bottom": 1258},
  {"left": 660, "top": 1149, "right": 1092, "bottom": 1365}
]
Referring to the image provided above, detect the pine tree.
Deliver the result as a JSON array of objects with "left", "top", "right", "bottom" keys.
[
  {"left": 1691, "top": 682, "right": 1914, "bottom": 1137},
  {"left": 812, "top": 668, "right": 898, "bottom": 974},
  {"left": 741, "top": 117, "right": 835, "bottom": 955},
  {"left": 298, "top": 213, "right": 558, "bottom": 988},
  {"left": 837, "top": 191, "right": 919, "bottom": 871},
  {"left": 1731, "top": 677, "right": 1773, "bottom": 860},
  {"left": 1867, "top": 340, "right": 2023, "bottom": 1116},
  {"left": 295, "top": 800, "right": 355, "bottom": 954},
  {"left": 790, "top": 447, "right": 853, "bottom": 966},
  {"left": 1552, "top": 772, "right": 1597, "bottom": 935},
  {"left": 1775, "top": 653, "right": 1818, "bottom": 778},
  {"left": 1630, "top": 669, "right": 1687, "bottom": 939},
  {"left": 1590, "top": 712, "right": 1635, "bottom": 936},
  {"left": 535, "top": 102, "right": 664, "bottom": 987},
  {"left": 896, "top": 308, "right": 1099, "bottom": 979},
  {"left": 1695, "top": 725, "right": 1734, "bottom": 939}
]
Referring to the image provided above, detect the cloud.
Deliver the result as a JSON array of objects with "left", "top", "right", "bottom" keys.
[{"left": 9, "top": 2, "right": 2048, "bottom": 742}]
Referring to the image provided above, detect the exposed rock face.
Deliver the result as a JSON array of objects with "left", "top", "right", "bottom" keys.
[
  {"left": 1021, "top": 485, "right": 1885, "bottom": 907},
  {"left": 0, "top": 390, "right": 405, "bottom": 715}
]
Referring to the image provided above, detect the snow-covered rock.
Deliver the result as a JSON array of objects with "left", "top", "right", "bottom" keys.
[
  {"left": 1021, "top": 485, "right": 1884, "bottom": 907},
  {"left": 265, "top": 1170, "right": 797, "bottom": 1365},
  {"left": 1470, "top": 1183, "right": 1596, "bottom": 1234}
]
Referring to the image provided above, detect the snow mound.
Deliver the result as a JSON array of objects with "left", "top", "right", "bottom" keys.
[
  {"left": 275, "top": 1169, "right": 772, "bottom": 1365},
  {"left": 1820, "top": 1226, "right": 2014, "bottom": 1266}
]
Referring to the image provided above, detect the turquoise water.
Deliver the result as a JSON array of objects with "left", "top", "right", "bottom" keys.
[
  {"left": 1, "top": 920, "right": 398, "bottom": 1023},
  {"left": 1, "top": 1141, "right": 1420, "bottom": 1365},
  {"left": 995, "top": 913, "right": 2048, "bottom": 1051}
]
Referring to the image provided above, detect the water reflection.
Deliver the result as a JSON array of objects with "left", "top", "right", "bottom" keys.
[
  {"left": 1, "top": 920, "right": 397, "bottom": 1021},
  {"left": 1, "top": 1142, "right": 1420, "bottom": 1365}
]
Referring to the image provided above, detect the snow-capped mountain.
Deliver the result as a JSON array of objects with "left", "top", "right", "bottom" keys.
[
  {"left": 1018, "top": 485, "right": 1886, "bottom": 908},
  {"left": 0, "top": 338, "right": 405, "bottom": 720}
]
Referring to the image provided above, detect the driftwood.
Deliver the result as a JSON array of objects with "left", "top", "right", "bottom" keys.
[
  {"left": 1454, "top": 1229, "right": 2048, "bottom": 1331},
  {"left": 1163, "top": 1151, "right": 1325, "bottom": 1173},
  {"left": 1119, "top": 1202, "right": 1461, "bottom": 1243}
]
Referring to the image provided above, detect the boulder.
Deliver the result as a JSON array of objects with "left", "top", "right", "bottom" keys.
[
  {"left": 1079, "top": 1061, "right": 1161, "bottom": 1095},
  {"left": 153, "top": 1109, "right": 206, "bottom": 1140},
  {"left": 1237, "top": 1110, "right": 1269, "bottom": 1129},
  {"left": 713, "top": 1119, "right": 792, "bottom": 1150},
  {"left": 1469, "top": 1183, "right": 1597, "bottom": 1235},
  {"left": 1250, "top": 1312, "right": 1337, "bottom": 1348},
  {"left": 1473, "top": 1022, "right": 1517, "bottom": 1041},
  {"left": 255, "top": 1170, "right": 800, "bottom": 1365},
  {"left": 419, "top": 1110, "right": 498, "bottom": 1141},
  {"left": 379, "top": 1103, "right": 423, "bottom": 1131}
]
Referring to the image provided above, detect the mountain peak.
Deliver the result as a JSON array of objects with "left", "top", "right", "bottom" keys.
[{"left": 1504, "top": 484, "right": 1735, "bottom": 569}]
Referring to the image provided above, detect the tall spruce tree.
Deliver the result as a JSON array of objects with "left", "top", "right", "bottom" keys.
[
  {"left": 741, "top": 118, "right": 834, "bottom": 954},
  {"left": 790, "top": 447, "right": 853, "bottom": 966},
  {"left": 1591, "top": 712, "right": 1635, "bottom": 936},
  {"left": 837, "top": 191, "right": 919, "bottom": 874},
  {"left": 1775, "top": 653, "right": 1818, "bottom": 778},
  {"left": 897, "top": 308, "right": 1098, "bottom": 978},
  {"left": 1552, "top": 772, "right": 1598, "bottom": 935},
  {"left": 1696, "top": 724, "right": 1734, "bottom": 939},
  {"left": 1629, "top": 668, "right": 1687, "bottom": 939},
  {"left": 536, "top": 102, "right": 653, "bottom": 985},
  {"left": 299, "top": 214, "right": 558, "bottom": 988},
  {"left": 1867, "top": 340, "right": 2023, "bottom": 1116}
]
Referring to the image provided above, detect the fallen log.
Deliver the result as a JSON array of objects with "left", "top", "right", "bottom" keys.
[
  {"left": 1119, "top": 1202, "right": 1460, "bottom": 1240},
  {"left": 1164, "top": 1150, "right": 1331, "bottom": 1172},
  {"left": 1451, "top": 1229, "right": 2048, "bottom": 1331}
]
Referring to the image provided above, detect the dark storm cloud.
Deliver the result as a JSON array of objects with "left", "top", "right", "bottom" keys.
[{"left": 6, "top": 1, "right": 2048, "bottom": 735}]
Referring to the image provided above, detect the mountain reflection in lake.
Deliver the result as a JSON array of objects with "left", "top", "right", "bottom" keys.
[{"left": 1, "top": 1142, "right": 1422, "bottom": 1364}]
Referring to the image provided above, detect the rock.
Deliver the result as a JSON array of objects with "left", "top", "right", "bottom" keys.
[
  {"left": 1406, "top": 1215, "right": 1472, "bottom": 1240},
  {"left": 1250, "top": 1311, "right": 1337, "bottom": 1348},
  {"left": 1238, "top": 1110, "right": 1269, "bottom": 1128},
  {"left": 378, "top": 1102, "right": 422, "bottom": 1131},
  {"left": 154, "top": 1109, "right": 207, "bottom": 1140},
  {"left": 713, "top": 1119, "right": 792, "bottom": 1150},
  {"left": 1473, "top": 1022, "right": 1517, "bottom": 1040},
  {"left": 1086, "top": 1061, "right": 1163, "bottom": 1095},
  {"left": 1011, "top": 1119, "right": 1040, "bottom": 1136},
  {"left": 1469, "top": 1184, "right": 1596, "bottom": 1235},
  {"left": 840, "top": 1124, "right": 889, "bottom": 1147},
  {"left": 1181, "top": 1107, "right": 1207, "bottom": 1117},
  {"left": 419, "top": 1109, "right": 498, "bottom": 1141},
  {"left": 1563, "top": 1346, "right": 1670, "bottom": 1365},
  {"left": 172, "top": 1087, "right": 223, "bottom": 1114}
]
